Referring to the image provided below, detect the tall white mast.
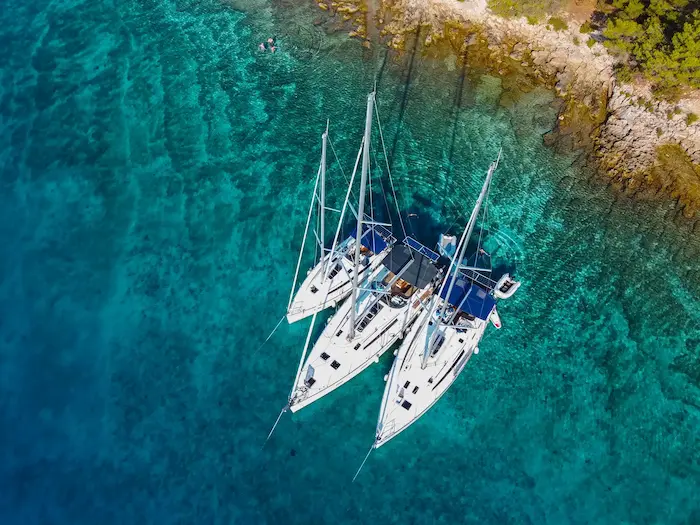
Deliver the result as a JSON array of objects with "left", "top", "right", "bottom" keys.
[
  {"left": 348, "top": 91, "right": 375, "bottom": 340},
  {"left": 319, "top": 121, "right": 328, "bottom": 276},
  {"left": 420, "top": 154, "right": 499, "bottom": 368},
  {"left": 322, "top": 139, "right": 364, "bottom": 281}
]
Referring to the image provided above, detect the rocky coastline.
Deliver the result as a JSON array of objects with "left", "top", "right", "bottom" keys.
[{"left": 313, "top": 0, "right": 700, "bottom": 217}]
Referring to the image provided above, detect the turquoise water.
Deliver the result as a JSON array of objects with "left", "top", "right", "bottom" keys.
[{"left": 1, "top": 0, "right": 699, "bottom": 523}]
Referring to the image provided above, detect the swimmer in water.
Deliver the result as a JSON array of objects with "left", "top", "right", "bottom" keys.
[{"left": 259, "top": 42, "right": 266, "bottom": 52}]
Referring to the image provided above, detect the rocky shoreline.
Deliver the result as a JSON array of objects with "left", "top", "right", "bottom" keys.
[{"left": 314, "top": 0, "right": 700, "bottom": 217}]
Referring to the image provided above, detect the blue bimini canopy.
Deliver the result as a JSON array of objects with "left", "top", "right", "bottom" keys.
[
  {"left": 350, "top": 224, "right": 389, "bottom": 254},
  {"left": 439, "top": 275, "right": 496, "bottom": 320}
]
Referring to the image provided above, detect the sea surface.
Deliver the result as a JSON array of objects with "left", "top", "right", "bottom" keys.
[{"left": 1, "top": 0, "right": 699, "bottom": 523}]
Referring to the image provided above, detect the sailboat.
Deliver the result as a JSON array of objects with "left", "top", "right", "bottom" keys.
[
  {"left": 373, "top": 153, "right": 521, "bottom": 448},
  {"left": 289, "top": 238, "right": 442, "bottom": 412},
  {"left": 286, "top": 122, "right": 395, "bottom": 324},
  {"left": 286, "top": 91, "right": 441, "bottom": 413}
]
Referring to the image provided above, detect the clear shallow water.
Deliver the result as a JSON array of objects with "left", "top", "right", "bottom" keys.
[{"left": 1, "top": 0, "right": 699, "bottom": 523}]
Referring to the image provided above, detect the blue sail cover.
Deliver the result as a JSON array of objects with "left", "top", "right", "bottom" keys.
[
  {"left": 439, "top": 275, "right": 496, "bottom": 320},
  {"left": 350, "top": 224, "right": 389, "bottom": 254}
]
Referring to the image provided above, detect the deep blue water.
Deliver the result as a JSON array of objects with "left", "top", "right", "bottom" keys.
[{"left": 1, "top": 0, "right": 699, "bottom": 523}]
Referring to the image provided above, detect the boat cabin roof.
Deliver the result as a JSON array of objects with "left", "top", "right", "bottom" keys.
[
  {"left": 439, "top": 275, "right": 496, "bottom": 320},
  {"left": 382, "top": 245, "right": 438, "bottom": 289}
]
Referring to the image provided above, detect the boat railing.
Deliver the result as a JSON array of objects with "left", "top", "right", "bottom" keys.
[
  {"left": 458, "top": 268, "right": 497, "bottom": 291},
  {"left": 372, "top": 223, "right": 397, "bottom": 246},
  {"left": 404, "top": 236, "right": 440, "bottom": 262}
]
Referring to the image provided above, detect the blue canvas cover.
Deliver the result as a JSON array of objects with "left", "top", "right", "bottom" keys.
[
  {"left": 350, "top": 224, "right": 389, "bottom": 254},
  {"left": 439, "top": 275, "right": 496, "bottom": 320},
  {"left": 382, "top": 245, "right": 438, "bottom": 288}
]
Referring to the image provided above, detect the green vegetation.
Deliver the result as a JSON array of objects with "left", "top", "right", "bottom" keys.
[
  {"left": 615, "top": 63, "right": 633, "bottom": 82},
  {"left": 548, "top": 16, "right": 569, "bottom": 30},
  {"left": 486, "top": 0, "right": 700, "bottom": 94},
  {"left": 488, "top": 0, "right": 567, "bottom": 19},
  {"left": 600, "top": 0, "right": 700, "bottom": 93},
  {"left": 587, "top": 37, "right": 596, "bottom": 47},
  {"left": 688, "top": 112, "right": 699, "bottom": 125}
]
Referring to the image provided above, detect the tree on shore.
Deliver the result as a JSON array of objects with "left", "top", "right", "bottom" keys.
[{"left": 601, "top": 0, "right": 700, "bottom": 93}]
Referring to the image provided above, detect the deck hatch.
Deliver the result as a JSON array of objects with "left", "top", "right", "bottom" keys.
[
  {"left": 357, "top": 302, "right": 383, "bottom": 333},
  {"left": 320, "top": 352, "right": 330, "bottom": 361},
  {"left": 331, "top": 360, "right": 341, "bottom": 370},
  {"left": 327, "top": 263, "right": 341, "bottom": 280}
]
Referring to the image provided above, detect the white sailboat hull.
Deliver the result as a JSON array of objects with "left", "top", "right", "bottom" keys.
[
  {"left": 289, "top": 269, "right": 433, "bottom": 412},
  {"left": 286, "top": 243, "right": 391, "bottom": 324},
  {"left": 374, "top": 301, "right": 488, "bottom": 448}
]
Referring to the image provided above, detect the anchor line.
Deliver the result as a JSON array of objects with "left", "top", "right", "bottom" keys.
[
  {"left": 352, "top": 444, "right": 375, "bottom": 482},
  {"left": 254, "top": 315, "right": 286, "bottom": 355},
  {"left": 263, "top": 404, "right": 289, "bottom": 448}
]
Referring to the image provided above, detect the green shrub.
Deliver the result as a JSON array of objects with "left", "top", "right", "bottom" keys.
[
  {"left": 527, "top": 15, "right": 539, "bottom": 25},
  {"left": 688, "top": 113, "right": 699, "bottom": 126},
  {"left": 580, "top": 20, "right": 593, "bottom": 34},
  {"left": 615, "top": 64, "right": 633, "bottom": 83},
  {"left": 586, "top": 38, "right": 595, "bottom": 48},
  {"left": 573, "top": 36, "right": 580, "bottom": 45},
  {"left": 548, "top": 16, "right": 568, "bottom": 31},
  {"left": 487, "top": 0, "right": 551, "bottom": 20},
  {"left": 602, "top": 2, "right": 700, "bottom": 92}
]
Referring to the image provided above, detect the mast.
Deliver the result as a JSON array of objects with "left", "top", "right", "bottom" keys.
[
  {"left": 287, "top": 165, "right": 322, "bottom": 314},
  {"left": 319, "top": 121, "right": 328, "bottom": 277},
  {"left": 323, "top": 139, "right": 364, "bottom": 281},
  {"left": 348, "top": 91, "right": 375, "bottom": 340},
  {"left": 420, "top": 155, "right": 499, "bottom": 368}
]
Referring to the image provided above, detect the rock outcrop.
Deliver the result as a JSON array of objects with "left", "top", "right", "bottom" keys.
[
  {"left": 598, "top": 86, "right": 700, "bottom": 170},
  {"left": 316, "top": 0, "right": 700, "bottom": 216}
]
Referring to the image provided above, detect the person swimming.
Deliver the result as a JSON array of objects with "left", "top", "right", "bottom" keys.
[
  {"left": 268, "top": 37, "right": 278, "bottom": 52},
  {"left": 259, "top": 37, "right": 278, "bottom": 53}
]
